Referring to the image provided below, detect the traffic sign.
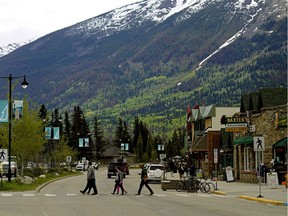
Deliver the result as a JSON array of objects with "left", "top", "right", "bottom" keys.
[
  {"left": 0, "top": 149, "right": 8, "bottom": 161},
  {"left": 0, "top": 100, "right": 8, "bottom": 123},
  {"left": 253, "top": 136, "right": 265, "bottom": 151}
]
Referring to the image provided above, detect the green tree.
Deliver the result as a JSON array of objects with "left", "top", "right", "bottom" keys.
[
  {"left": 93, "top": 116, "right": 106, "bottom": 161},
  {"left": 135, "top": 134, "right": 143, "bottom": 162},
  {"left": 13, "top": 99, "right": 46, "bottom": 176},
  {"left": 70, "top": 106, "right": 92, "bottom": 160}
]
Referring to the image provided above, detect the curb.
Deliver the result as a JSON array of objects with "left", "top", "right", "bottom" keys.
[
  {"left": 239, "top": 195, "right": 287, "bottom": 206},
  {"left": 213, "top": 190, "right": 227, "bottom": 196}
]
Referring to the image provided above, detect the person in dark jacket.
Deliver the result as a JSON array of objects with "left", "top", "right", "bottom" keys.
[
  {"left": 135, "top": 164, "right": 154, "bottom": 195},
  {"left": 80, "top": 161, "right": 98, "bottom": 195}
]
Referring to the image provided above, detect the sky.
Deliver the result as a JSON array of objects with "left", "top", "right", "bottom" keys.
[{"left": 0, "top": 0, "right": 140, "bottom": 46}]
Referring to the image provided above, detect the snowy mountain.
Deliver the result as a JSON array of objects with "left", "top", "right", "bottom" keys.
[
  {"left": 0, "top": 39, "right": 36, "bottom": 57},
  {"left": 0, "top": 0, "right": 286, "bottom": 129}
]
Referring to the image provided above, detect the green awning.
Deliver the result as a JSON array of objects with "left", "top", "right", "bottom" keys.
[
  {"left": 233, "top": 136, "right": 253, "bottom": 145},
  {"left": 273, "top": 137, "right": 287, "bottom": 147}
]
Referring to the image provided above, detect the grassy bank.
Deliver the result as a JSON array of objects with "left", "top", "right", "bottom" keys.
[{"left": 0, "top": 171, "right": 82, "bottom": 192}]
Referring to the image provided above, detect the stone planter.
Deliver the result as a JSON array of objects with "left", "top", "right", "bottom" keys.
[{"left": 161, "top": 180, "right": 179, "bottom": 191}]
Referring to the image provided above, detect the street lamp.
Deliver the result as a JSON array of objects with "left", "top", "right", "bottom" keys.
[{"left": 0, "top": 74, "right": 28, "bottom": 182}]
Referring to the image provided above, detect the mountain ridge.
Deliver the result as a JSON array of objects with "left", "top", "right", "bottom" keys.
[{"left": 0, "top": 0, "right": 286, "bottom": 133}]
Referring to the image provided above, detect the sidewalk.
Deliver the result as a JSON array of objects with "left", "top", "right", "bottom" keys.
[
  {"left": 214, "top": 180, "right": 288, "bottom": 206},
  {"left": 165, "top": 172, "right": 288, "bottom": 206}
]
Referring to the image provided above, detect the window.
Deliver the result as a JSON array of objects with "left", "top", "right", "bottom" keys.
[{"left": 244, "top": 147, "right": 250, "bottom": 171}]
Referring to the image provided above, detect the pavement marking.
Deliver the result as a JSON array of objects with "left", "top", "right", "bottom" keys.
[
  {"left": 67, "top": 194, "right": 77, "bottom": 196},
  {"left": 23, "top": 193, "right": 35, "bottom": 197},
  {"left": 175, "top": 193, "right": 189, "bottom": 197},
  {"left": 1, "top": 193, "right": 13, "bottom": 197},
  {"left": 44, "top": 194, "right": 57, "bottom": 197},
  {"left": 153, "top": 194, "right": 167, "bottom": 197}
]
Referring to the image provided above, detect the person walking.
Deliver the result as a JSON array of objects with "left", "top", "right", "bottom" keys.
[
  {"left": 135, "top": 164, "right": 154, "bottom": 195},
  {"left": 80, "top": 161, "right": 98, "bottom": 195},
  {"left": 178, "top": 165, "right": 185, "bottom": 180},
  {"left": 111, "top": 167, "right": 125, "bottom": 195}
]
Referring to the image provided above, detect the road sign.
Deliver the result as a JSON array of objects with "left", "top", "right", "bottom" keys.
[
  {"left": 253, "top": 136, "right": 265, "bottom": 151},
  {"left": 0, "top": 149, "right": 8, "bottom": 161},
  {"left": 121, "top": 143, "right": 129, "bottom": 151},
  {"left": 0, "top": 100, "right": 8, "bottom": 123}
]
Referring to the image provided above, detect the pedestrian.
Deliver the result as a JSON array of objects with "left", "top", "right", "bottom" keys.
[
  {"left": 178, "top": 165, "right": 185, "bottom": 180},
  {"left": 80, "top": 161, "right": 98, "bottom": 195},
  {"left": 111, "top": 167, "right": 125, "bottom": 195},
  {"left": 135, "top": 164, "right": 154, "bottom": 195},
  {"left": 116, "top": 173, "right": 128, "bottom": 194},
  {"left": 168, "top": 159, "right": 176, "bottom": 177}
]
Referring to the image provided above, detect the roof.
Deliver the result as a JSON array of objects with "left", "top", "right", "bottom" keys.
[
  {"left": 240, "top": 88, "right": 287, "bottom": 112},
  {"left": 102, "top": 146, "right": 133, "bottom": 157},
  {"left": 191, "top": 104, "right": 216, "bottom": 121}
]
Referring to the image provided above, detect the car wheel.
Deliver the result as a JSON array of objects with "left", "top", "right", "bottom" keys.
[{"left": 108, "top": 175, "right": 111, "bottom": 178}]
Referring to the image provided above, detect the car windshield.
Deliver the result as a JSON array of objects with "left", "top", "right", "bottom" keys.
[{"left": 149, "top": 166, "right": 163, "bottom": 170}]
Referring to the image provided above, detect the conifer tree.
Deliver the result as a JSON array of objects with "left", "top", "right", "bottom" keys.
[{"left": 93, "top": 116, "right": 106, "bottom": 161}]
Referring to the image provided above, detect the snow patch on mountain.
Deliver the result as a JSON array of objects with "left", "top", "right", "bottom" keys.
[{"left": 66, "top": 0, "right": 212, "bottom": 38}]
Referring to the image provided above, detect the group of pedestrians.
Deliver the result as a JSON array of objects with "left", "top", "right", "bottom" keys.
[{"left": 80, "top": 163, "right": 154, "bottom": 196}]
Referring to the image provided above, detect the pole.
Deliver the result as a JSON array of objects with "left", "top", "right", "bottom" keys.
[
  {"left": 8, "top": 74, "right": 12, "bottom": 182},
  {"left": 257, "top": 152, "right": 264, "bottom": 198}
]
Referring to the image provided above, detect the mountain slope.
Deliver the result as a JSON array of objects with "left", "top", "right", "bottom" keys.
[{"left": 0, "top": 0, "right": 286, "bottom": 132}]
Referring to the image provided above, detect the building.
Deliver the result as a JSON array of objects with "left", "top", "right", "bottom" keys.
[
  {"left": 187, "top": 104, "right": 240, "bottom": 178},
  {"left": 232, "top": 88, "right": 287, "bottom": 183}
]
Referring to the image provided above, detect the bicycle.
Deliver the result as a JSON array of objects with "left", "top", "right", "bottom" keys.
[
  {"left": 176, "top": 176, "right": 200, "bottom": 193},
  {"left": 198, "top": 177, "right": 216, "bottom": 194}
]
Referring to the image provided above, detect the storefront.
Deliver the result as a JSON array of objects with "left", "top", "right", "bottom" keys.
[{"left": 272, "top": 137, "right": 287, "bottom": 184}]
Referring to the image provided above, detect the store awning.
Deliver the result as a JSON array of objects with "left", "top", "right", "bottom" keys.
[
  {"left": 273, "top": 137, "right": 287, "bottom": 147},
  {"left": 233, "top": 136, "right": 253, "bottom": 145}
]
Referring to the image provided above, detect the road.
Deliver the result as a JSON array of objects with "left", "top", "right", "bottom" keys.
[{"left": 0, "top": 167, "right": 286, "bottom": 216}]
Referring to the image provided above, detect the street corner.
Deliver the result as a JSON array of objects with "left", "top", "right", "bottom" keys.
[
  {"left": 239, "top": 195, "right": 287, "bottom": 206},
  {"left": 213, "top": 190, "right": 226, "bottom": 196}
]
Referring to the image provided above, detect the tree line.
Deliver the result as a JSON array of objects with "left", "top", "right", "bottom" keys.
[{"left": 0, "top": 98, "right": 186, "bottom": 174}]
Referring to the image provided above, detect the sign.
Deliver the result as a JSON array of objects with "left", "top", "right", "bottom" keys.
[
  {"left": 226, "top": 166, "right": 234, "bottom": 182},
  {"left": 13, "top": 100, "right": 23, "bottom": 120},
  {"left": 45, "top": 127, "right": 60, "bottom": 140},
  {"left": 249, "top": 125, "right": 256, "bottom": 133},
  {"left": 121, "top": 143, "right": 129, "bottom": 151},
  {"left": 253, "top": 136, "right": 265, "bottom": 151},
  {"left": 0, "top": 149, "right": 8, "bottom": 161},
  {"left": 66, "top": 156, "right": 72, "bottom": 163},
  {"left": 79, "top": 138, "right": 89, "bottom": 147},
  {"left": 225, "top": 123, "right": 247, "bottom": 132},
  {"left": 267, "top": 172, "right": 279, "bottom": 188},
  {"left": 158, "top": 144, "right": 164, "bottom": 151},
  {"left": 0, "top": 100, "right": 8, "bottom": 123},
  {"left": 159, "top": 154, "right": 166, "bottom": 160},
  {"left": 214, "top": 148, "right": 218, "bottom": 163}
]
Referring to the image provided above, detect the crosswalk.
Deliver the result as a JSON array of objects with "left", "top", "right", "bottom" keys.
[{"left": 0, "top": 192, "right": 227, "bottom": 198}]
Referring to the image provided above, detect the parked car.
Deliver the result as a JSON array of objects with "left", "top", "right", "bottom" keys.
[
  {"left": 146, "top": 164, "right": 164, "bottom": 182},
  {"left": 2, "top": 161, "right": 18, "bottom": 177},
  {"left": 107, "top": 160, "right": 129, "bottom": 178},
  {"left": 75, "top": 163, "right": 85, "bottom": 171}
]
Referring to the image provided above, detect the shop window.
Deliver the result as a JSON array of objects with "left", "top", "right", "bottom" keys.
[{"left": 244, "top": 147, "right": 251, "bottom": 171}]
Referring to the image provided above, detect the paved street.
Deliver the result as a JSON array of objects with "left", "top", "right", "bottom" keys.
[{"left": 0, "top": 167, "right": 286, "bottom": 216}]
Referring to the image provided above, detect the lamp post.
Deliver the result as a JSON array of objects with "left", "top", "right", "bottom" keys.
[{"left": 0, "top": 74, "right": 28, "bottom": 182}]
